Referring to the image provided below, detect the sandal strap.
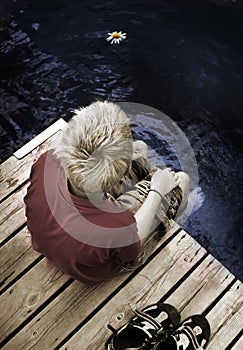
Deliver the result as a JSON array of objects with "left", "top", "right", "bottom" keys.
[
  {"left": 179, "top": 326, "right": 205, "bottom": 349},
  {"left": 133, "top": 309, "right": 164, "bottom": 331}
]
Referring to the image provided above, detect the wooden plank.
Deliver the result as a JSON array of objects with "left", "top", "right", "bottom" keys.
[
  {"left": 206, "top": 281, "right": 243, "bottom": 350},
  {"left": 0, "top": 142, "right": 49, "bottom": 203},
  {"left": 0, "top": 185, "right": 27, "bottom": 243},
  {"left": 231, "top": 335, "right": 243, "bottom": 350},
  {"left": 1, "top": 225, "right": 190, "bottom": 350},
  {"left": 166, "top": 254, "right": 235, "bottom": 317},
  {"left": 0, "top": 119, "right": 67, "bottom": 202},
  {"left": 13, "top": 119, "right": 67, "bottom": 159},
  {"left": 0, "top": 259, "right": 71, "bottom": 344},
  {"left": 0, "top": 226, "right": 41, "bottom": 292},
  {"left": 59, "top": 243, "right": 236, "bottom": 350}
]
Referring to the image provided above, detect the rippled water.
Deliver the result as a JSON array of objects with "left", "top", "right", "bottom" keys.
[{"left": 0, "top": 0, "right": 242, "bottom": 279}]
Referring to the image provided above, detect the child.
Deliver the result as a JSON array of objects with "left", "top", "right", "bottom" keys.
[{"left": 24, "top": 101, "right": 189, "bottom": 285}]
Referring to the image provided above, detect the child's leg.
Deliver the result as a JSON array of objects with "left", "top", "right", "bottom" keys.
[
  {"left": 162, "top": 171, "right": 190, "bottom": 222},
  {"left": 128, "top": 140, "right": 157, "bottom": 183}
]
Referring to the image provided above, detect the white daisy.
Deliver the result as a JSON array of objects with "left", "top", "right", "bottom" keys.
[{"left": 106, "top": 31, "right": 126, "bottom": 44}]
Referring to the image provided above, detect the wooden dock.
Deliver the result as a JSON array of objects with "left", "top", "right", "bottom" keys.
[{"left": 0, "top": 119, "right": 242, "bottom": 350}]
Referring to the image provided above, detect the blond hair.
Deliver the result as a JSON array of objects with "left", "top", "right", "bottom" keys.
[{"left": 52, "top": 101, "right": 132, "bottom": 195}]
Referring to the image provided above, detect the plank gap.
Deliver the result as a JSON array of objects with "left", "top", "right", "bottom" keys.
[
  {"left": 0, "top": 222, "right": 27, "bottom": 248},
  {"left": 225, "top": 330, "right": 243, "bottom": 350},
  {"left": 202, "top": 277, "right": 238, "bottom": 317},
  {"left": 129, "top": 226, "right": 182, "bottom": 276},
  {"left": 0, "top": 179, "right": 29, "bottom": 206},
  {"left": 158, "top": 252, "right": 209, "bottom": 304},
  {"left": 0, "top": 255, "right": 44, "bottom": 296}
]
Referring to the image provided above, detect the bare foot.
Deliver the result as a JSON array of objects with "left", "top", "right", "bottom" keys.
[{"left": 176, "top": 186, "right": 205, "bottom": 226}]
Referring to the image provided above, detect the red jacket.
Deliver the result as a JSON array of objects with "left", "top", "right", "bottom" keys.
[{"left": 24, "top": 151, "right": 141, "bottom": 286}]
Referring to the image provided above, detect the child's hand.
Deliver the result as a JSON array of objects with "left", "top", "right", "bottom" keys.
[
  {"left": 151, "top": 168, "right": 180, "bottom": 196},
  {"left": 132, "top": 140, "right": 148, "bottom": 160}
]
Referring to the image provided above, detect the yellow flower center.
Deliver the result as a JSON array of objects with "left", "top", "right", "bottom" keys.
[{"left": 112, "top": 32, "right": 120, "bottom": 38}]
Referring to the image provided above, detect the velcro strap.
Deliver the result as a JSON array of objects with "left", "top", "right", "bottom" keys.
[
  {"left": 134, "top": 309, "right": 162, "bottom": 330},
  {"left": 177, "top": 326, "right": 205, "bottom": 349}
]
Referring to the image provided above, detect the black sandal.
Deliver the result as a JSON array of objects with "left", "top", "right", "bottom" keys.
[
  {"left": 153, "top": 314, "right": 211, "bottom": 350},
  {"left": 106, "top": 303, "right": 181, "bottom": 350}
]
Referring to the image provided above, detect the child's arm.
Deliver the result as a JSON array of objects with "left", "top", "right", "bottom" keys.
[{"left": 134, "top": 168, "right": 180, "bottom": 245}]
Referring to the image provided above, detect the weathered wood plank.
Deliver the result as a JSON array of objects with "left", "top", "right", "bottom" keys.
[
  {"left": 166, "top": 254, "right": 235, "bottom": 317},
  {"left": 0, "top": 185, "right": 27, "bottom": 244},
  {"left": 206, "top": 281, "right": 243, "bottom": 350},
  {"left": 0, "top": 259, "right": 71, "bottom": 344},
  {"left": 1, "top": 225, "right": 192, "bottom": 350},
  {"left": 0, "top": 142, "right": 48, "bottom": 203},
  {"left": 59, "top": 244, "right": 236, "bottom": 350},
  {"left": 0, "top": 119, "right": 66, "bottom": 203},
  {"left": 0, "top": 226, "right": 41, "bottom": 292},
  {"left": 231, "top": 335, "right": 243, "bottom": 350}
]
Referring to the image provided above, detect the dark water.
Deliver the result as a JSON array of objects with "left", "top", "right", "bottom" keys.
[{"left": 0, "top": 0, "right": 242, "bottom": 279}]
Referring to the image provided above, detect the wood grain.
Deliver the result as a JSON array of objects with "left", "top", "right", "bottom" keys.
[
  {"left": 0, "top": 259, "right": 71, "bottom": 344},
  {"left": 166, "top": 254, "right": 235, "bottom": 317},
  {"left": 0, "top": 143, "right": 47, "bottom": 202},
  {"left": 0, "top": 226, "right": 40, "bottom": 292},
  {"left": 0, "top": 185, "right": 27, "bottom": 243},
  {"left": 206, "top": 281, "right": 243, "bottom": 349}
]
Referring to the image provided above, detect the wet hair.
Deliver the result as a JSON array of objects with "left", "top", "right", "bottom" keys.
[{"left": 52, "top": 101, "right": 132, "bottom": 195}]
